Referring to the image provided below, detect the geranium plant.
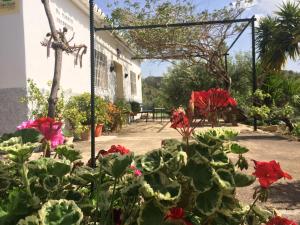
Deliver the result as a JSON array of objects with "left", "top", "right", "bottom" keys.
[
  {"left": 190, "top": 88, "right": 237, "bottom": 127},
  {"left": 0, "top": 119, "right": 297, "bottom": 225},
  {"left": 17, "top": 117, "right": 64, "bottom": 157}
]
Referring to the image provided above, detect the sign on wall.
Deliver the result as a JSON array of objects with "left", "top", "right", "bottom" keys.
[{"left": 0, "top": 0, "right": 19, "bottom": 15}]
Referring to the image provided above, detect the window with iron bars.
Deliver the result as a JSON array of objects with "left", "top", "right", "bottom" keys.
[
  {"left": 130, "top": 71, "right": 137, "bottom": 96},
  {"left": 95, "top": 50, "right": 108, "bottom": 90}
]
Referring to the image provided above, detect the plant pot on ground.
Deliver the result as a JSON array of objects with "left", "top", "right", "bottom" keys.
[
  {"left": 95, "top": 124, "right": 104, "bottom": 137},
  {"left": 80, "top": 127, "right": 90, "bottom": 141}
]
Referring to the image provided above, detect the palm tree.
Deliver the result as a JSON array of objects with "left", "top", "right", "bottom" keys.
[{"left": 257, "top": 1, "right": 300, "bottom": 71}]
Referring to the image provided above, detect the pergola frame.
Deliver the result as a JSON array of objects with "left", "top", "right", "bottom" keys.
[{"left": 89, "top": 0, "right": 257, "bottom": 168}]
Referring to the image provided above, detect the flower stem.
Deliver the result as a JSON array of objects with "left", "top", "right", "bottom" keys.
[
  {"left": 107, "top": 178, "right": 118, "bottom": 225},
  {"left": 21, "top": 163, "right": 32, "bottom": 197},
  {"left": 242, "top": 195, "right": 260, "bottom": 225}
]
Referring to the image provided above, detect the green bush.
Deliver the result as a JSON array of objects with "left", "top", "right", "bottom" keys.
[
  {"left": 64, "top": 93, "right": 109, "bottom": 136},
  {"left": 130, "top": 101, "right": 141, "bottom": 114},
  {"left": 292, "top": 122, "right": 300, "bottom": 137},
  {"left": 20, "top": 79, "right": 65, "bottom": 120}
]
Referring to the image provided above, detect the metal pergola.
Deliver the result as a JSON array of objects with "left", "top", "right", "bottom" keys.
[{"left": 89, "top": 0, "right": 257, "bottom": 168}]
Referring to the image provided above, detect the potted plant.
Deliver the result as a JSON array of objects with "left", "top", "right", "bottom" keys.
[
  {"left": 64, "top": 93, "right": 109, "bottom": 140},
  {"left": 64, "top": 93, "right": 91, "bottom": 141},
  {"left": 94, "top": 97, "right": 109, "bottom": 137}
]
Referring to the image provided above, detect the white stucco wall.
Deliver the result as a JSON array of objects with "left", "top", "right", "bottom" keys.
[
  {"left": 0, "top": 0, "right": 142, "bottom": 134},
  {"left": 0, "top": 1, "right": 28, "bottom": 134},
  {"left": 0, "top": 0, "right": 26, "bottom": 89},
  {"left": 22, "top": 0, "right": 90, "bottom": 94},
  {"left": 22, "top": 0, "right": 142, "bottom": 102}
]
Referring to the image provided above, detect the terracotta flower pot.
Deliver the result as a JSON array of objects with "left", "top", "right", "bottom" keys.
[
  {"left": 81, "top": 129, "right": 91, "bottom": 141},
  {"left": 95, "top": 124, "right": 104, "bottom": 137}
]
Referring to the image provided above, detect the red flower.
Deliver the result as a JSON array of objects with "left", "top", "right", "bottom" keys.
[
  {"left": 100, "top": 145, "right": 131, "bottom": 156},
  {"left": 17, "top": 117, "right": 64, "bottom": 148},
  {"left": 171, "top": 110, "right": 190, "bottom": 129},
  {"left": 165, "top": 207, "right": 193, "bottom": 225},
  {"left": 191, "top": 88, "right": 237, "bottom": 116},
  {"left": 252, "top": 160, "right": 292, "bottom": 188},
  {"left": 266, "top": 216, "right": 298, "bottom": 225},
  {"left": 170, "top": 108, "right": 193, "bottom": 138}
]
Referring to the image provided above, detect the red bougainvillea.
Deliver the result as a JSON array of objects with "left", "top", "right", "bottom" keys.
[
  {"left": 17, "top": 117, "right": 64, "bottom": 148},
  {"left": 252, "top": 160, "right": 292, "bottom": 188},
  {"left": 266, "top": 216, "right": 298, "bottom": 225},
  {"left": 165, "top": 207, "right": 193, "bottom": 225}
]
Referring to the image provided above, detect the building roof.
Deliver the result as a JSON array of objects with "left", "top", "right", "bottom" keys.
[{"left": 70, "top": 0, "right": 136, "bottom": 57}]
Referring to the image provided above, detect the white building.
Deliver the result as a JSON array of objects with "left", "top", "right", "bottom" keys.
[{"left": 0, "top": 0, "right": 143, "bottom": 134}]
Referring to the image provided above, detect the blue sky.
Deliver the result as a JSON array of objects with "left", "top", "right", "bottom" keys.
[{"left": 96, "top": 0, "right": 300, "bottom": 76}]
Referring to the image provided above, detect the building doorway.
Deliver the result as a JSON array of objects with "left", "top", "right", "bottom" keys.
[{"left": 114, "top": 61, "right": 124, "bottom": 100}]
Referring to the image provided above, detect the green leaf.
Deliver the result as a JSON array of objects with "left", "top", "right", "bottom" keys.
[
  {"left": 230, "top": 143, "right": 249, "bottom": 154},
  {"left": 252, "top": 205, "right": 273, "bottom": 221},
  {"left": 111, "top": 154, "right": 133, "bottom": 178},
  {"left": 13, "top": 129, "right": 42, "bottom": 144},
  {"left": 42, "top": 175, "right": 60, "bottom": 192},
  {"left": 234, "top": 172, "right": 256, "bottom": 187},
  {"left": 196, "top": 183, "right": 222, "bottom": 216},
  {"left": 8, "top": 190, "right": 32, "bottom": 215},
  {"left": 55, "top": 146, "right": 82, "bottom": 162},
  {"left": 17, "top": 215, "right": 40, "bottom": 225},
  {"left": 137, "top": 200, "right": 165, "bottom": 225},
  {"left": 47, "top": 161, "right": 71, "bottom": 178},
  {"left": 38, "top": 199, "right": 83, "bottom": 225},
  {"left": 121, "top": 183, "right": 142, "bottom": 196},
  {"left": 70, "top": 166, "right": 96, "bottom": 184},
  {"left": 141, "top": 149, "right": 163, "bottom": 173},
  {"left": 65, "top": 190, "right": 83, "bottom": 202},
  {"left": 211, "top": 150, "right": 230, "bottom": 168},
  {"left": 214, "top": 169, "right": 235, "bottom": 191},
  {"left": 180, "top": 154, "right": 214, "bottom": 193},
  {"left": 141, "top": 173, "right": 181, "bottom": 206},
  {"left": 0, "top": 140, "right": 40, "bottom": 163},
  {"left": 219, "top": 195, "right": 239, "bottom": 216}
]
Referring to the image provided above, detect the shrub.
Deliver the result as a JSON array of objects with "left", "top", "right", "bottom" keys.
[
  {"left": 292, "top": 122, "right": 300, "bottom": 137},
  {"left": 20, "top": 79, "right": 65, "bottom": 120},
  {"left": 130, "top": 101, "right": 141, "bottom": 114},
  {"left": 64, "top": 93, "right": 109, "bottom": 136}
]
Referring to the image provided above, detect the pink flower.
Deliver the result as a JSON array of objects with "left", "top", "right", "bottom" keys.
[
  {"left": 17, "top": 120, "right": 35, "bottom": 130},
  {"left": 17, "top": 117, "right": 64, "bottom": 148},
  {"left": 129, "top": 165, "right": 142, "bottom": 177}
]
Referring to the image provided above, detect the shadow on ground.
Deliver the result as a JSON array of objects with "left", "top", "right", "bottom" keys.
[
  {"left": 267, "top": 181, "right": 300, "bottom": 209},
  {"left": 236, "top": 134, "right": 287, "bottom": 141}
]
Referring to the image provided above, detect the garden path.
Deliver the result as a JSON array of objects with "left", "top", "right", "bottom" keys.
[{"left": 74, "top": 121, "right": 300, "bottom": 222}]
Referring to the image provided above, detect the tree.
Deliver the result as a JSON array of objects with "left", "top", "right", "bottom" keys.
[
  {"left": 107, "top": 0, "right": 253, "bottom": 90},
  {"left": 159, "top": 53, "right": 253, "bottom": 108},
  {"left": 257, "top": 1, "right": 300, "bottom": 71},
  {"left": 41, "top": 0, "right": 87, "bottom": 118},
  {"left": 142, "top": 76, "right": 164, "bottom": 108}
]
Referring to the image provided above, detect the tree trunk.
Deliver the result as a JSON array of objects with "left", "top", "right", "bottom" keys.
[
  {"left": 281, "top": 117, "right": 294, "bottom": 132},
  {"left": 41, "top": 0, "right": 62, "bottom": 118},
  {"left": 224, "top": 75, "right": 232, "bottom": 91},
  {"left": 48, "top": 49, "right": 63, "bottom": 118}
]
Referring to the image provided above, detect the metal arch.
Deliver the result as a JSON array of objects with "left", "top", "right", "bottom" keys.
[{"left": 89, "top": 0, "right": 257, "bottom": 164}]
